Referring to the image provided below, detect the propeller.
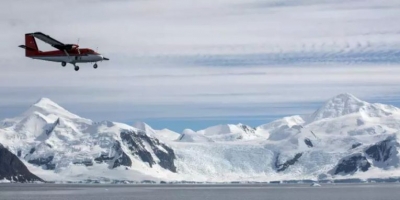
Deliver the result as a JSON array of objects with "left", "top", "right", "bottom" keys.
[{"left": 77, "top": 38, "right": 80, "bottom": 54}]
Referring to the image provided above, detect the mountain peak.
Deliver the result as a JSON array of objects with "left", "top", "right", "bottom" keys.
[
  {"left": 33, "top": 97, "right": 63, "bottom": 109},
  {"left": 333, "top": 93, "right": 363, "bottom": 102},
  {"left": 307, "top": 93, "right": 366, "bottom": 123},
  {"left": 132, "top": 121, "right": 156, "bottom": 135},
  {"left": 21, "top": 97, "right": 81, "bottom": 120}
]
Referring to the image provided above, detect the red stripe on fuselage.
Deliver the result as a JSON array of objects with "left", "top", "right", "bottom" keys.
[{"left": 27, "top": 48, "right": 99, "bottom": 57}]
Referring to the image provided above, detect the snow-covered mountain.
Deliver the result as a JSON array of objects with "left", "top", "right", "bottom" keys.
[
  {"left": 0, "top": 98, "right": 179, "bottom": 182},
  {"left": 133, "top": 121, "right": 180, "bottom": 142},
  {"left": 1, "top": 93, "right": 400, "bottom": 183},
  {"left": 175, "top": 123, "right": 260, "bottom": 143}
]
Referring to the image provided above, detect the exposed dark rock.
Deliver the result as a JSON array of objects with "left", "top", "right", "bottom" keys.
[
  {"left": 29, "top": 148, "right": 35, "bottom": 154},
  {"left": 178, "top": 134, "right": 185, "bottom": 140},
  {"left": 73, "top": 160, "right": 94, "bottom": 167},
  {"left": 140, "top": 133, "right": 176, "bottom": 172},
  {"left": 28, "top": 156, "right": 55, "bottom": 170},
  {"left": 44, "top": 118, "right": 59, "bottom": 136},
  {"left": 365, "top": 136, "right": 397, "bottom": 162},
  {"left": 120, "top": 130, "right": 177, "bottom": 172},
  {"left": 0, "top": 144, "right": 44, "bottom": 182},
  {"left": 17, "top": 150, "right": 21, "bottom": 157},
  {"left": 309, "top": 131, "right": 318, "bottom": 139},
  {"left": 330, "top": 153, "right": 371, "bottom": 175},
  {"left": 304, "top": 138, "right": 313, "bottom": 147},
  {"left": 274, "top": 152, "right": 303, "bottom": 172},
  {"left": 153, "top": 144, "right": 177, "bottom": 172},
  {"left": 351, "top": 142, "right": 362, "bottom": 149},
  {"left": 94, "top": 154, "right": 114, "bottom": 163},
  {"left": 113, "top": 151, "right": 131, "bottom": 168},
  {"left": 112, "top": 141, "right": 132, "bottom": 168},
  {"left": 94, "top": 141, "right": 132, "bottom": 169},
  {"left": 121, "top": 131, "right": 155, "bottom": 167},
  {"left": 364, "top": 136, "right": 400, "bottom": 169},
  {"left": 238, "top": 124, "right": 256, "bottom": 134}
]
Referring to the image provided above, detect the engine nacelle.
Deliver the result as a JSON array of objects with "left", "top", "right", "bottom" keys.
[{"left": 63, "top": 44, "right": 79, "bottom": 51}]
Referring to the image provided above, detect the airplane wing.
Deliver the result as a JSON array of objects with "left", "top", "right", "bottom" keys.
[
  {"left": 30, "top": 32, "right": 65, "bottom": 48},
  {"left": 30, "top": 32, "right": 79, "bottom": 52}
]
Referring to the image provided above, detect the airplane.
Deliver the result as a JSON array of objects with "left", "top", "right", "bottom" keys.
[{"left": 18, "top": 32, "right": 109, "bottom": 71}]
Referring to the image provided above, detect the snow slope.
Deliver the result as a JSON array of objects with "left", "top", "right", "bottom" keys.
[
  {"left": 133, "top": 121, "right": 181, "bottom": 142},
  {"left": 195, "top": 123, "right": 260, "bottom": 141},
  {"left": 0, "top": 99, "right": 180, "bottom": 182},
  {"left": 168, "top": 93, "right": 400, "bottom": 182},
  {"left": 1, "top": 93, "right": 400, "bottom": 183}
]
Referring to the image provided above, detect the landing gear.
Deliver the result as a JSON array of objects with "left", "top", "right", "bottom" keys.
[
  {"left": 74, "top": 66, "right": 79, "bottom": 71},
  {"left": 61, "top": 62, "right": 66, "bottom": 67},
  {"left": 93, "top": 63, "right": 98, "bottom": 69}
]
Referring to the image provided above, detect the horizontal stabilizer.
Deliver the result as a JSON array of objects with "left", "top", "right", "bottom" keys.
[{"left": 18, "top": 45, "right": 37, "bottom": 51}]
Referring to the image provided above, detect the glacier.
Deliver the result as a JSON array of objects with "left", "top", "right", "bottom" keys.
[{"left": 1, "top": 93, "right": 400, "bottom": 183}]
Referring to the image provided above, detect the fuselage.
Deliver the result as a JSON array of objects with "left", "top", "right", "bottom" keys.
[{"left": 28, "top": 48, "right": 105, "bottom": 63}]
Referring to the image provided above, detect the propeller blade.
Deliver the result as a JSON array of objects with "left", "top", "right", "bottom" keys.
[{"left": 77, "top": 38, "right": 80, "bottom": 54}]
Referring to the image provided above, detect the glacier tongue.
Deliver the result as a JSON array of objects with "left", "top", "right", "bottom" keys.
[{"left": 2, "top": 93, "right": 400, "bottom": 183}]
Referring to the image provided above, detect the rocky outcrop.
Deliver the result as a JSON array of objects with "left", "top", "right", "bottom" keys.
[
  {"left": 0, "top": 144, "right": 44, "bottom": 182},
  {"left": 330, "top": 136, "right": 399, "bottom": 176},
  {"left": 351, "top": 142, "right": 362, "bottom": 149},
  {"left": 238, "top": 124, "right": 256, "bottom": 134},
  {"left": 304, "top": 138, "right": 313, "bottom": 147},
  {"left": 121, "top": 130, "right": 177, "bottom": 172},
  {"left": 111, "top": 141, "right": 132, "bottom": 168},
  {"left": 330, "top": 153, "right": 371, "bottom": 175},
  {"left": 73, "top": 159, "right": 94, "bottom": 167},
  {"left": 94, "top": 140, "right": 132, "bottom": 169},
  {"left": 274, "top": 152, "right": 303, "bottom": 172},
  {"left": 27, "top": 156, "right": 55, "bottom": 170},
  {"left": 365, "top": 135, "right": 399, "bottom": 168}
]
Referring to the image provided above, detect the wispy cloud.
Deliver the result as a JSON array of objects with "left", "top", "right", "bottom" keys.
[{"left": 1, "top": 0, "right": 400, "bottom": 131}]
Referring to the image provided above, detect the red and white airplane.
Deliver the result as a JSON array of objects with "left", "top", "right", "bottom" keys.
[{"left": 19, "top": 32, "right": 109, "bottom": 71}]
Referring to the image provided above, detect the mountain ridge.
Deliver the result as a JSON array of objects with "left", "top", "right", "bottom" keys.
[{"left": 1, "top": 93, "right": 400, "bottom": 183}]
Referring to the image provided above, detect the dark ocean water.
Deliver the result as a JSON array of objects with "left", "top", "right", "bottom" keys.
[{"left": 1, "top": 183, "right": 400, "bottom": 200}]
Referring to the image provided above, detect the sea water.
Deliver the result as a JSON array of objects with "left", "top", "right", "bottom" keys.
[{"left": 1, "top": 183, "right": 400, "bottom": 200}]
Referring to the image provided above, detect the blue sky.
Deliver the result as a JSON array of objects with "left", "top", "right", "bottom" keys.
[{"left": 2, "top": 0, "right": 400, "bottom": 133}]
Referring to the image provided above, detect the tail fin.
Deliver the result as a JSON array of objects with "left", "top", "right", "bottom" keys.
[{"left": 18, "top": 34, "right": 39, "bottom": 56}]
